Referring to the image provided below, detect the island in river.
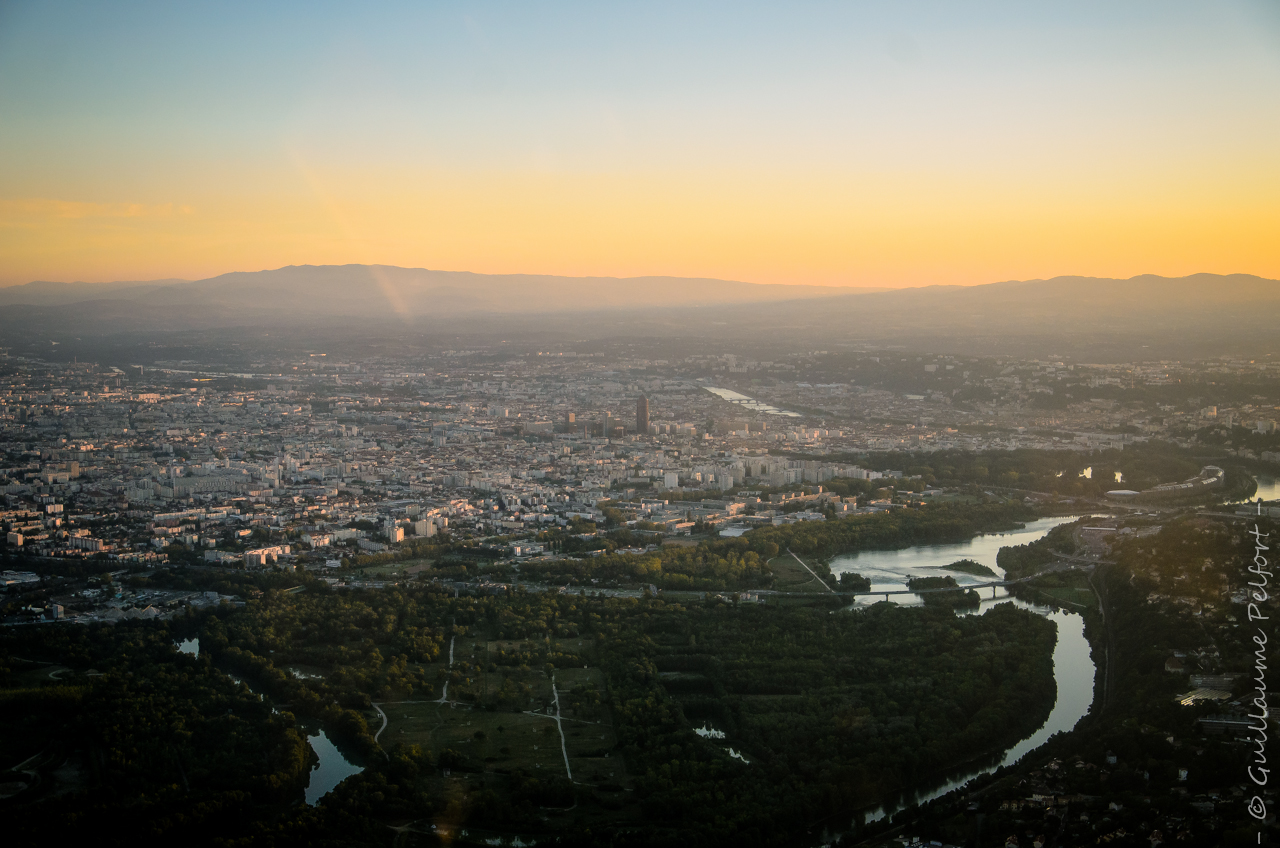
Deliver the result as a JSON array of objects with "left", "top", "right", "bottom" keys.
[{"left": 934, "top": 558, "right": 998, "bottom": 578}]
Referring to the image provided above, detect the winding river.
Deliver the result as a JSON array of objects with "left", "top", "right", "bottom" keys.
[
  {"left": 175, "top": 637, "right": 362, "bottom": 805},
  {"left": 821, "top": 515, "right": 1100, "bottom": 829},
  {"left": 844, "top": 597, "right": 1094, "bottom": 829}
]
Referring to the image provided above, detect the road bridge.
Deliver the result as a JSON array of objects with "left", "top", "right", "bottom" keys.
[{"left": 838, "top": 557, "right": 1107, "bottom": 602}]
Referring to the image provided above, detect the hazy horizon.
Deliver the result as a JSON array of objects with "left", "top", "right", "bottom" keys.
[
  {"left": 1, "top": 263, "right": 1272, "bottom": 291},
  {"left": 3, "top": 1, "right": 1279, "bottom": 288}
]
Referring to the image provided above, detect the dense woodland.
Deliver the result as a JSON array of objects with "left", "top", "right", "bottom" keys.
[
  {"left": 603, "top": 600, "right": 1055, "bottom": 842},
  {"left": 0, "top": 567, "right": 1058, "bottom": 845},
  {"left": 0, "top": 623, "right": 313, "bottom": 844}
]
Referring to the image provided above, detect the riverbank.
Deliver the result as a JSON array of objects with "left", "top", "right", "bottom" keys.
[
  {"left": 854, "top": 508, "right": 1269, "bottom": 847},
  {"left": 808, "top": 517, "right": 1098, "bottom": 842},
  {"left": 177, "top": 635, "right": 365, "bottom": 806}
]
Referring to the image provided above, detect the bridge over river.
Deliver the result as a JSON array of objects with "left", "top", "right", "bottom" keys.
[
  {"left": 848, "top": 573, "right": 1043, "bottom": 602},
  {"left": 773, "top": 548, "right": 1110, "bottom": 600}
]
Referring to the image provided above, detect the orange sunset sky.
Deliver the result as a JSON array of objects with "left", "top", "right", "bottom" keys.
[{"left": 2, "top": 2, "right": 1279, "bottom": 289}]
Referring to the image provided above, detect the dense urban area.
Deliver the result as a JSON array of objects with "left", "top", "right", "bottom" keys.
[{"left": 1, "top": 341, "right": 1277, "bottom": 847}]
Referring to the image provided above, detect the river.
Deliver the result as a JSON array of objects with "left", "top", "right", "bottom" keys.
[
  {"left": 845, "top": 597, "right": 1094, "bottom": 830},
  {"left": 816, "top": 515, "right": 1100, "bottom": 831},
  {"left": 702, "top": 385, "right": 801, "bottom": 417},
  {"left": 303, "top": 730, "right": 363, "bottom": 806},
  {"left": 1244, "top": 474, "right": 1280, "bottom": 503},
  {"left": 829, "top": 515, "right": 1085, "bottom": 602},
  {"left": 174, "top": 637, "right": 363, "bottom": 805}
]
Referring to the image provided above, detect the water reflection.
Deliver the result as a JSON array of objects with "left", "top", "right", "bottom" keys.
[
  {"left": 1238, "top": 475, "right": 1280, "bottom": 503},
  {"left": 304, "top": 729, "right": 363, "bottom": 806},
  {"left": 990, "top": 604, "right": 1094, "bottom": 767},
  {"left": 822, "top": 517, "right": 1099, "bottom": 834},
  {"left": 185, "top": 642, "right": 364, "bottom": 806},
  {"left": 702, "top": 386, "right": 801, "bottom": 417},
  {"left": 831, "top": 516, "right": 1087, "bottom": 606},
  {"left": 855, "top": 600, "right": 1093, "bottom": 826}
]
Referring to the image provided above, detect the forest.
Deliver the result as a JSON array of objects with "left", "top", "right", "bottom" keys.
[
  {"left": 603, "top": 599, "right": 1055, "bottom": 843},
  {"left": 0, "top": 622, "right": 313, "bottom": 845},
  {"left": 0, "top": 575, "right": 1059, "bottom": 846}
]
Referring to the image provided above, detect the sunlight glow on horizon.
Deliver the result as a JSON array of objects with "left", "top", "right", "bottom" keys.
[{"left": 2, "top": 2, "right": 1279, "bottom": 287}]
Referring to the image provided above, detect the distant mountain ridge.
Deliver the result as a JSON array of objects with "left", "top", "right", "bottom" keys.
[
  {"left": 0, "top": 266, "right": 1274, "bottom": 359},
  {"left": 0, "top": 278, "right": 192, "bottom": 306},
  {"left": 4, "top": 266, "right": 1272, "bottom": 314},
  {"left": 702, "top": 272, "right": 1280, "bottom": 354},
  {"left": 0, "top": 265, "right": 877, "bottom": 313}
]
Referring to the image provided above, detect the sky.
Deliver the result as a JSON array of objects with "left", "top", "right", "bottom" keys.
[{"left": 2, "top": 1, "right": 1279, "bottom": 288}]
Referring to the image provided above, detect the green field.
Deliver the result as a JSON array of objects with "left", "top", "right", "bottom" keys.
[
  {"left": 377, "top": 665, "right": 627, "bottom": 789},
  {"left": 766, "top": 555, "right": 830, "bottom": 592},
  {"left": 1020, "top": 571, "right": 1098, "bottom": 609},
  {"left": 354, "top": 558, "right": 434, "bottom": 579},
  {"left": 1024, "top": 585, "right": 1098, "bottom": 609},
  {"left": 7, "top": 662, "right": 74, "bottom": 687}
]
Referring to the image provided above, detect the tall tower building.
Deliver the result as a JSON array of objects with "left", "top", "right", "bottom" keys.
[{"left": 636, "top": 396, "right": 650, "bottom": 434}]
